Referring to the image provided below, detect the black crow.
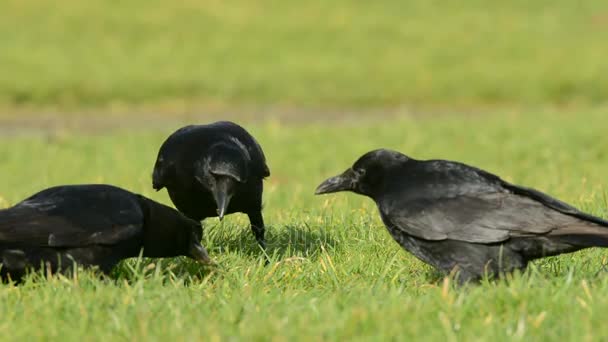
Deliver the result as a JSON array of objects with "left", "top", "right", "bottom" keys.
[
  {"left": 0, "top": 184, "right": 213, "bottom": 281},
  {"left": 152, "top": 121, "right": 270, "bottom": 249},
  {"left": 316, "top": 149, "right": 608, "bottom": 283}
]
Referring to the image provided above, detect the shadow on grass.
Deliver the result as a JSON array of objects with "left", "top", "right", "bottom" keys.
[
  {"left": 106, "top": 224, "right": 339, "bottom": 282},
  {"left": 109, "top": 256, "right": 219, "bottom": 285},
  {"left": 210, "top": 224, "right": 339, "bottom": 260}
]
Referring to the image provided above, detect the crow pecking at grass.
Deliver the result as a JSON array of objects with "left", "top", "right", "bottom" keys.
[
  {"left": 0, "top": 184, "right": 214, "bottom": 282},
  {"left": 152, "top": 121, "right": 270, "bottom": 250},
  {"left": 316, "top": 149, "right": 608, "bottom": 283}
]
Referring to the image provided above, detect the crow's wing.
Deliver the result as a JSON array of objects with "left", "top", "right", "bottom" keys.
[
  {"left": 502, "top": 183, "right": 608, "bottom": 226},
  {"left": 426, "top": 158, "right": 608, "bottom": 228},
  {"left": 152, "top": 126, "right": 196, "bottom": 189},
  {"left": 0, "top": 185, "right": 143, "bottom": 248},
  {"left": 215, "top": 121, "right": 270, "bottom": 178},
  {"left": 382, "top": 192, "right": 597, "bottom": 243},
  {"left": 381, "top": 158, "right": 608, "bottom": 243},
  {"left": 243, "top": 133, "right": 270, "bottom": 178}
]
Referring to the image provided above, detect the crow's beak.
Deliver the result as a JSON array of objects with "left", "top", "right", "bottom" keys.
[
  {"left": 214, "top": 192, "right": 231, "bottom": 220},
  {"left": 315, "top": 169, "right": 355, "bottom": 195},
  {"left": 189, "top": 242, "right": 216, "bottom": 266},
  {"left": 213, "top": 178, "right": 234, "bottom": 220}
]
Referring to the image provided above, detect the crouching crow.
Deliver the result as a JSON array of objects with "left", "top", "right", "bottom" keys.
[{"left": 0, "top": 184, "right": 214, "bottom": 281}]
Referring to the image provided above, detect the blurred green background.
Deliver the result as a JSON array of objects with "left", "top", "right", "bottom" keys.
[{"left": 1, "top": 0, "right": 607, "bottom": 112}]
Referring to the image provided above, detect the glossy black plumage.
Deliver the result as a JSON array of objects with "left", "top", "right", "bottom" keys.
[
  {"left": 0, "top": 184, "right": 213, "bottom": 281},
  {"left": 316, "top": 149, "right": 608, "bottom": 283},
  {"left": 152, "top": 121, "right": 270, "bottom": 249}
]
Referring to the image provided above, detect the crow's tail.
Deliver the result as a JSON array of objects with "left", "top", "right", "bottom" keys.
[{"left": 550, "top": 224, "right": 608, "bottom": 248}]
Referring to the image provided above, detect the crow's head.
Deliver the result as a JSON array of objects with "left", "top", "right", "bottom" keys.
[
  {"left": 315, "top": 149, "right": 409, "bottom": 198},
  {"left": 195, "top": 141, "right": 250, "bottom": 219},
  {"left": 139, "top": 196, "right": 215, "bottom": 265},
  {"left": 180, "top": 218, "right": 213, "bottom": 265}
]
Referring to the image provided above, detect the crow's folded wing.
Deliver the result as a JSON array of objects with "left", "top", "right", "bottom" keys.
[
  {"left": 383, "top": 192, "right": 594, "bottom": 243},
  {"left": 219, "top": 122, "right": 270, "bottom": 178},
  {"left": 0, "top": 187, "right": 143, "bottom": 248},
  {"left": 502, "top": 182, "right": 608, "bottom": 226}
]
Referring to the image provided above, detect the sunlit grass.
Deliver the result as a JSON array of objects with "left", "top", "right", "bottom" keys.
[{"left": 2, "top": 111, "right": 608, "bottom": 339}]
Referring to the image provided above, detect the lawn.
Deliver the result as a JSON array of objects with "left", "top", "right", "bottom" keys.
[
  {"left": 2, "top": 111, "right": 608, "bottom": 340},
  {"left": 1, "top": 0, "right": 607, "bottom": 110},
  {"left": 2, "top": 0, "right": 608, "bottom": 339}
]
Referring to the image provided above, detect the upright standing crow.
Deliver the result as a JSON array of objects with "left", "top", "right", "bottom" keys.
[
  {"left": 316, "top": 149, "right": 608, "bottom": 283},
  {"left": 0, "top": 184, "right": 213, "bottom": 281},
  {"left": 152, "top": 121, "right": 270, "bottom": 249}
]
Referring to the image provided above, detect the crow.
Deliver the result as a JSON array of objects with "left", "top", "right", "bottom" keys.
[
  {"left": 152, "top": 121, "right": 270, "bottom": 250},
  {"left": 316, "top": 149, "right": 608, "bottom": 283},
  {"left": 0, "top": 184, "right": 214, "bottom": 281}
]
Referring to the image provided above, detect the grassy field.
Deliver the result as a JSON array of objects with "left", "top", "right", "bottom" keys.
[
  {"left": 1, "top": 0, "right": 608, "bottom": 110},
  {"left": 2, "top": 0, "right": 608, "bottom": 339},
  {"left": 2, "top": 111, "right": 608, "bottom": 340}
]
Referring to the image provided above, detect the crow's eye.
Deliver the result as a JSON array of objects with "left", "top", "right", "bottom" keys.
[{"left": 360, "top": 166, "right": 382, "bottom": 187}]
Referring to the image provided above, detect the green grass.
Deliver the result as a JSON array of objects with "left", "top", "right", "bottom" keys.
[
  {"left": 2, "top": 111, "right": 608, "bottom": 340},
  {"left": 1, "top": 0, "right": 607, "bottom": 110}
]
